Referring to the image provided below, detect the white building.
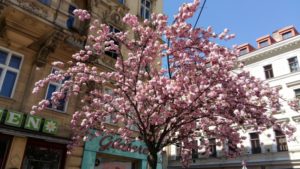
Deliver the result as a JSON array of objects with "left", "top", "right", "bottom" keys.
[{"left": 167, "top": 25, "right": 300, "bottom": 169}]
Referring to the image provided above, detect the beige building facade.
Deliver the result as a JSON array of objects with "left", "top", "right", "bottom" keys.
[{"left": 0, "top": 0, "right": 162, "bottom": 169}]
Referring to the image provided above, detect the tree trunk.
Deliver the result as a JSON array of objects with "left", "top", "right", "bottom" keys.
[{"left": 147, "top": 152, "right": 158, "bottom": 169}]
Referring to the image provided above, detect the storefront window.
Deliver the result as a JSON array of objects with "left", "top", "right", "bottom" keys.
[
  {"left": 0, "top": 134, "right": 12, "bottom": 169},
  {"left": 95, "top": 157, "right": 138, "bottom": 169},
  {"left": 21, "top": 139, "right": 66, "bottom": 169}
]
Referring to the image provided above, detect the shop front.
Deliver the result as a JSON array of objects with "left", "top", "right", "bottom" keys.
[
  {"left": 82, "top": 134, "right": 163, "bottom": 169},
  {"left": 0, "top": 109, "right": 68, "bottom": 169}
]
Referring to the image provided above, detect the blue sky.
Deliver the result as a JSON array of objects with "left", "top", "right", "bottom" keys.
[{"left": 163, "top": 0, "right": 300, "bottom": 48}]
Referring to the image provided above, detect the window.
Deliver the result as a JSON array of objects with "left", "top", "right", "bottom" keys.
[
  {"left": 275, "top": 130, "right": 288, "bottom": 152},
  {"left": 295, "top": 89, "right": 300, "bottom": 98},
  {"left": 118, "top": 0, "right": 125, "bottom": 4},
  {"left": 250, "top": 132, "right": 261, "bottom": 154},
  {"left": 66, "top": 4, "right": 76, "bottom": 29},
  {"left": 227, "top": 139, "right": 237, "bottom": 154},
  {"left": 239, "top": 48, "right": 248, "bottom": 56},
  {"left": 175, "top": 143, "right": 182, "bottom": 160},
  {"left": 263, "top": 64, "right": 274, "bottom": 79},
  {"left": 282, "top": 31, "right": 293, "bottom": 40},
  {"left": 191, "top": 140, "right": 198, "bottom": 159},
  {"left": 38, "top": 0, "right": 51, "bottom": 5},
  {"left": 259, "top": 40, "right": 269, "bottom": 48},
  {"left": 103, "top": 87, "right": 115, "bottom": 123},
  {"left": 209, "top": 138, "right": 217, "bottom": 157},
  {"left": 105, "top": 26, "right": 120, "bottom": 59},
  {"left": 21, "top": 139, "right": 66, "bottom": 169},
  {"left": 0, "top": 48, "right": 22, "bottom": 98},
  {"left": 288, "top": 57, "right": 299, "bottom": 72},
  {"left": 45, "top": 68, "right": 69, "bottom": 112},
  {"left": 140, "top": 0, "right": 151, "bottom": 19}
]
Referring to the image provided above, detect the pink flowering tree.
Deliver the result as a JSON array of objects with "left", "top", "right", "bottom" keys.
[{"left": 31, "top": 0, "right": 297, "bottom": 168}]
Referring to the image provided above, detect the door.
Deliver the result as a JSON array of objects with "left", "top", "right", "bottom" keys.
[{"left": 0, "top": 133, "right": 12, "bottom": 169}]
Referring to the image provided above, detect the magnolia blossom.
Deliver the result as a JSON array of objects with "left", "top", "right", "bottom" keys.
[{"left": 32, "top": 0, "right": 297, "bottom": 169}]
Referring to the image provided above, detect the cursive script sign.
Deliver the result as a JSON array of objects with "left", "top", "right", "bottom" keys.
[{"left": 99, "top": 135, "right": 149, "bottom": 155}]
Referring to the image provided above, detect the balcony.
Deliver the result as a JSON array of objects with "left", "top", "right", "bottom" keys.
[{"left": 5, "top": 0, "right": 88, "bottom": 34}]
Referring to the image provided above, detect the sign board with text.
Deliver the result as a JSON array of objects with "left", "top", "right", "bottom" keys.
[{"left": 0, "top": 109, "right": 58, "bottom": 135}]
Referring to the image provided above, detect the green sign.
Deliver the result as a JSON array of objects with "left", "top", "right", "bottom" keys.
[
  {"left": 24, "top": 115, "right": 42, "bottom": 131},
  {"left": 5, "top": 111, "right": 24, "bottom": 127},
  {"left": 0, "top": 109, "right": 59, "bottom": 135},
  {"left": 43, "top": 119, "right": 58, "bottom": 134}
]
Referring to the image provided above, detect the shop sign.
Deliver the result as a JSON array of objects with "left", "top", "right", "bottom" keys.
[
  {"left": 0, "top": 109, "right": 58, "bottom": 135},
  {"left": 98, "top": 135, "right": 149, "bottom": 155}
]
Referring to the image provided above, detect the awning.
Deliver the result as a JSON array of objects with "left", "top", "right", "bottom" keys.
[{"left": 0, "top": 127, "right": 71, "bottom": 144}]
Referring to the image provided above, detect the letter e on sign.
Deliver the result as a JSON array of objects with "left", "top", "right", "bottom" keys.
[{"left": 5, "top": 111, "right": 24, "bottom": 127}]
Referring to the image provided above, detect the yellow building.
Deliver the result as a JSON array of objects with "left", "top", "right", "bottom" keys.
[{"left": 0, "top": 0, "right": 162, "bottom": 169}]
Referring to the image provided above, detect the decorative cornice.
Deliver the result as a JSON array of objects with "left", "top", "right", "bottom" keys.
[
  {"left": 36, "top": 30, "right": 65, "bottom": 67},
  {"left": 239, "top": 35, "right": 300, "bottom": 63}
]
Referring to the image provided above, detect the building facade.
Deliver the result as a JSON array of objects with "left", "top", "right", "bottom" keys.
[
  {"left": 0, "top": 0, "right": 162, "bottom": 169},
  {"left": 167, "top": 26, "right": 300, "bottom": 169}
]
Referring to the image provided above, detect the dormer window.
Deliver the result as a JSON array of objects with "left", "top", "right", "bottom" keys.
[
  {"left": 282, "top": 31, "right": 293, "bottom": 40},
  {"left": 259, "top": 40, "right": 269, "bottom": 48},
  {"left": 239, "top": 48, "right": 248, "bottom": 56}
]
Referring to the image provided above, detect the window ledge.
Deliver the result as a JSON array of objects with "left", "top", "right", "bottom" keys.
[
  {"left": 45, "top": 107, "right": 69, "bottom": 115},
  {"left": 0, "top": 96, "right": 16, "bottom": 104}
]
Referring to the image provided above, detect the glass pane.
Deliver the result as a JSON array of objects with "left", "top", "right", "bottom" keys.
[
  {"left": 38, "top": 0, "right": 51, "bottom": 5},
  {"left": 56, "top": 93, "right": 66, "bottom": 112},
  {"left": 46, "top": 84, "right": 57, "bottom": 100},
  {"left": 22, "top": 144, "right": 63, "bottom": 169},
  {"left": 68, "top": 5, "right": 76, "bottom": 14},
  {"left": 46, "top": 84, "right": 57, "bottom": 109},
  {"left": 0, "top": 50, "right": 8, "bottom": 64},
  {"left": 9, "top": 55, "right": 22, "bottom": 69},
  {"left": 146, "top": 1, "right": 151, "bottom": 8},
  {"left": 118, "top": 0, "right": 124, "bottom": 4},
  {"left": 0, "top": 71, "right": 17, "bottom": 97},
  {"left": 145, "top": 10, "right": 150, "bottom": 19},
  {"left": 140, "top": 7, "right": 144, "bottom": 18}
]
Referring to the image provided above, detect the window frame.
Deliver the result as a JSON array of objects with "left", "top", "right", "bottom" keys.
[
  {"left": 0, "top": 47, "right": 23, "bottom": 98},
  {"left": 66, "top": 3, "right": 78, "bottom": 30},
  {"left": 281, "top": 31, "right": 293, "bottom": 40},
  {"left": 288, "top": 56, "right": 299, "bottom": 73},
  {"left": 295, "top": 88, "right": 300, "bottom": 99},
  {"left": 249, "top": 132, "right": 261, "bottom": 154},
  {"left": 104, "top": 25, "right": 121, "bottom": 59},
  {"left": 263, "top": 64, "right": 274, "bottom": 79},
  {"left": 239, "top": 47, "right": 248, "bottom": 56},
  {"left": 209, "top": 138, "right": 217, "bottom": 157},
  {"left": 45, "top": 67, "right": 69, "bottom": 113},
  {"left": 103, "top": 86, "right": 115, "bottom": 123},
  {"left": 259, "top": 40, "right": 269, "bottom": 48},
  {"left": 140, "top": 0, "right": 152, "bottom": 20},
  {"left": 274, "top": 130, "right": 288, "bottom": 152}
]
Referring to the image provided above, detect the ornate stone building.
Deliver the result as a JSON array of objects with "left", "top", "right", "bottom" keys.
[{"left": 0, "top": 0, "right": 162, "bottom": 169}]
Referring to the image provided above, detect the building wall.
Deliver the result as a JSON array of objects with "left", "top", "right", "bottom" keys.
[
  {"left": 167, "top": 28, "right": 300, "bottom": 169},
  {"left": 0, "top": 0, "right": 162, "bottom": 169}
]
